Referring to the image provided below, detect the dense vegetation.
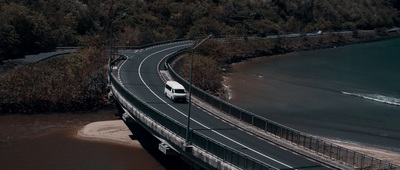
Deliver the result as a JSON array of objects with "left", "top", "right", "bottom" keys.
[
  {"left": 1, "top": 0, "right": 399, "bottom": 113},
  {"left": 1, "top": 0, "right": 399, "bottom": 61},
  {"left": 0, "top": 45, "right": 112, "bottom": 113}
]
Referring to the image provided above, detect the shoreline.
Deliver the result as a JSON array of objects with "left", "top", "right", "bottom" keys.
[
  {"left": 219, "top": 38, "right": 400, "bottom": 166},
  {"left": 221, "top": 78, "right": 400, "bottom": 165},
  {"left": 76, "top": 120, "right": 192, "bottom": 169},
  {"left": 0, "top": 111, "right": 168, "bottom": 170},
  {"left": 323, "top": 137, "right": 400, "bottom": 165},
  {"left": 223, "top": 33, "right": 400, "bottom": 66}
]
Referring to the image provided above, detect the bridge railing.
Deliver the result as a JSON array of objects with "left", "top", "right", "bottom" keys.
[
  {"left": 165, "top": 49, "right": 399, "bottom": 170},
  {"left": 110, "top": 73, "right": 187, "bottom": 137},
  {"left": 190, "top": 130, "right": 274, "bottom": 170},
  {"left": 115, "top": 38, "right": 190, "bottom": 50},
  {"left": 109, "top": 72, "right": 275, "bottom": 169}
]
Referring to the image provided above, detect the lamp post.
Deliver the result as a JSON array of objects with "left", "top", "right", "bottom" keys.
[
  {"left": 186, "top": 34, "right": 214, "bottom": 143},
  {"left": 109, "top": 13, "right": 127, "bottom": 72}
]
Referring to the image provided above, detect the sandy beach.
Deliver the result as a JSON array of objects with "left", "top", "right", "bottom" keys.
[
  {"left": 76, "top": 119, "right": 192, "bottom": 170},
  {"left": 77, "top": 120, "right": 142, "bottom": 147}
]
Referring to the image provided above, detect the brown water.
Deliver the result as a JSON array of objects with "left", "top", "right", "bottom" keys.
[{"left": 0, "top": 110, "right": 165, "bottom": 170}]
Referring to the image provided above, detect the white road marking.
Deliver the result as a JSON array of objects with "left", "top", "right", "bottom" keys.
[{"left": 125, "top": 43, "right": 295, "bottom": 169}]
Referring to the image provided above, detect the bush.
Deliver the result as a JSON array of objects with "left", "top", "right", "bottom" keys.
[
  {"left": 178, "top": 53, "right": 222, "bottom": 94},
  {"left": 0, "top": 47, "right": 112, "bottom": 113}
]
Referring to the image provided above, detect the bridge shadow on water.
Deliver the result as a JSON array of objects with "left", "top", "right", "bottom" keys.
[{"left": 125, "top": 121, "right": 191, "bottom": 170}]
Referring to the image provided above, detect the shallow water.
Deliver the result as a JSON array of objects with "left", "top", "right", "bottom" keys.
[
  {"left": 223, "top": 38, "right": 400, "bottom": 153},
  {"left": 0, "top": 110, "right": 166, "bottom": 170}
]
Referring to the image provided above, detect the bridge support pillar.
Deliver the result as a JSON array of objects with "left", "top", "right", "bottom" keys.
[
  {"left": 183, "top": 143, "right": 193, "bottom": 153},
  {"left": 121, "top": 112, "right": 136, "bottom": 124},
  {"left": 158, "top": 142, "right": 178, "bottom": 156},
  {"left": 115, "top": 103, "right": 124, "bottom": 118}
]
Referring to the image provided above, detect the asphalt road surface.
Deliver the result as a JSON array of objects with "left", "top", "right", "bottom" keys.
[{"left": 116, "top": 41, "right": 331, "bottom": 169}]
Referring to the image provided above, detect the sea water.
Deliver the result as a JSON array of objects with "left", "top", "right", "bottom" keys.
[{"left": 224, "top": 38, "right": 400, "bottom": 152}]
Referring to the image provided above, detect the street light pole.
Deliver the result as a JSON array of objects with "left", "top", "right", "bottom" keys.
[
  {"left": 109, "top": 13, "right": 127, "bottom": 74},
  {"left": 186, "top": 34, "right": 214, "bottom": 144},
  {"left": 112, "top": 13, "right": 127, "bottom": 57}
]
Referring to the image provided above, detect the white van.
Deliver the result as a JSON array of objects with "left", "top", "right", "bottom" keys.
[{"left": 164, "top": 81, "right": 187, "bottom": 102}]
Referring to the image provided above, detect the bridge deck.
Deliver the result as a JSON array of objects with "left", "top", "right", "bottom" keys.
[{"left": 114, "top": 42, "right": 329, "bottom": 169}]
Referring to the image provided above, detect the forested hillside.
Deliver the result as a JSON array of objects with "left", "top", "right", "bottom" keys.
[
  {"left": 1, "top": 0, "right": 399, "bottom": 61},
  {"left": 1, "top": 0, "right": 399, "bottom": 113}
]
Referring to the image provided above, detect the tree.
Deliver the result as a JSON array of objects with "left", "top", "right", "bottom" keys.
[
  {"left": 182, "top": 54, "right": 222, "bottom": 93},
  {"left": 0, "top": 3, "right": 55, "bottom": 60}
]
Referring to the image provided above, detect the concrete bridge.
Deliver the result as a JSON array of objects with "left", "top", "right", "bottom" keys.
[{"left": 107, "top": 40, "right": 398, "bottom": 170}]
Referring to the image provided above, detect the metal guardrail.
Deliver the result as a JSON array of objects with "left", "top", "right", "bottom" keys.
[
  {"left": 165, "top": 49, "right": 400, "bottom": 170},
  {"left": 114, "top": 38, "right": 191, "bottom": 50},
  {"left": 109, "top": 66, "right": 275, "bottom": 169}
]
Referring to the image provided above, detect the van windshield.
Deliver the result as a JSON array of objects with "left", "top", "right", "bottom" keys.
[{"left": 175, "top": 89, "right": 186, "bottom": 94}]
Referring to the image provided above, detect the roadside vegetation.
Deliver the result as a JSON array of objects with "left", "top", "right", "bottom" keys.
[
  {"left": 1, "top": 0, "right": 399, "bottom": 113},
  {"left": 0, "top": 37, "right": 114, "bottom": 113}
]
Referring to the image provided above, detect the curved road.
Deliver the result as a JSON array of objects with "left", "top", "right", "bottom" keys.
[{"left": 117, "top": 41, "right": 330, "bottom": 169}]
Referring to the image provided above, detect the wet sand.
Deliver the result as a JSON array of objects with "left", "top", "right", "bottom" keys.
[{"left": 77, "top": 120, "right": 141, "bottom": 147}]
